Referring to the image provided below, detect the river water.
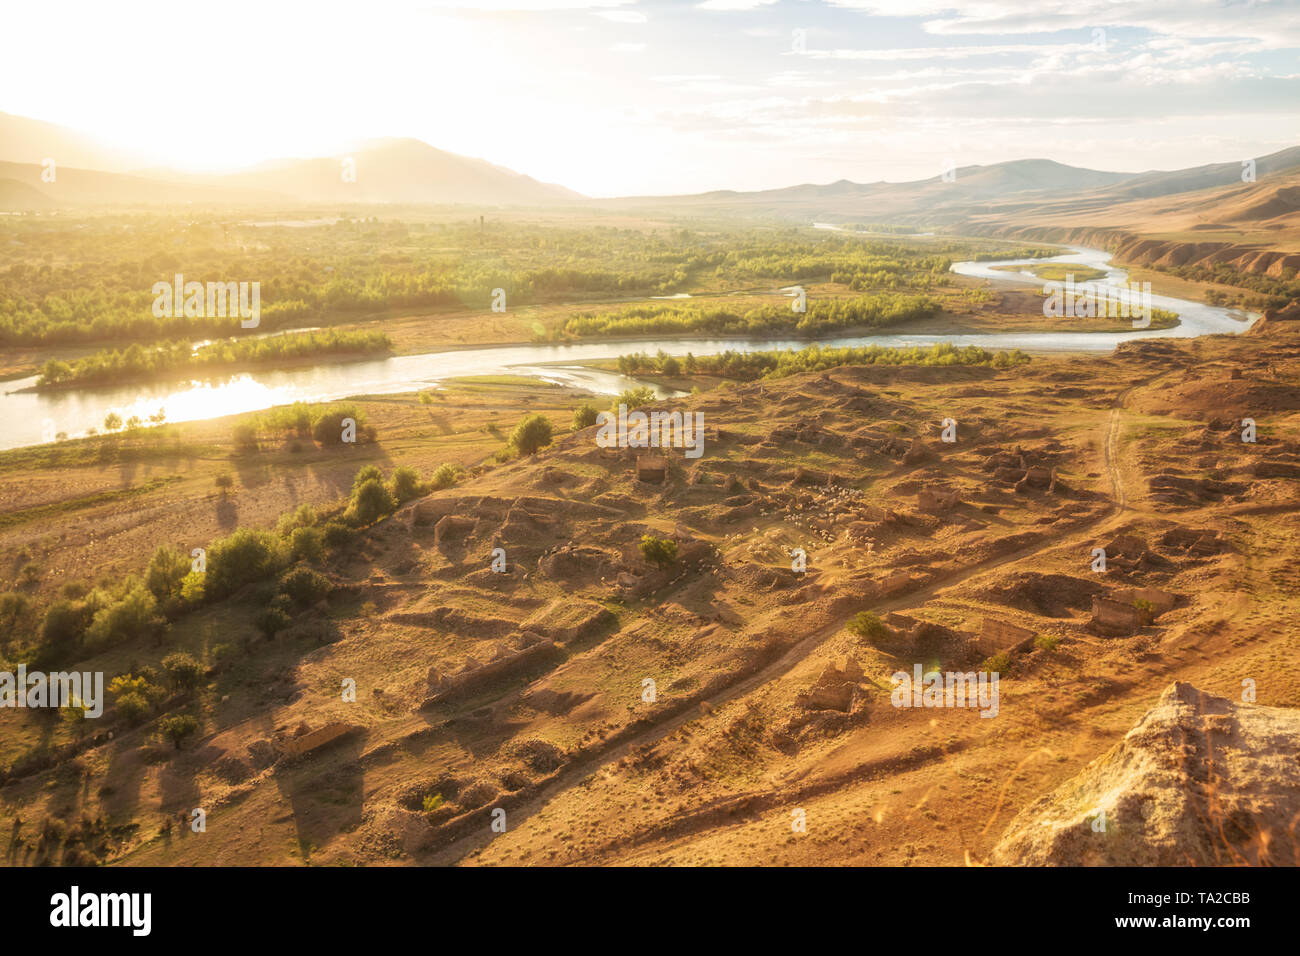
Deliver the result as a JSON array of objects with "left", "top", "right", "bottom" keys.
[{"left": 0, "top": 244, "right": 1254, "bottom": 452}]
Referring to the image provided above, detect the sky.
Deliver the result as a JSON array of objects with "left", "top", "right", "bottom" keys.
[{"left": 3, "top": 0, "right": 1299, "bottom": 196}]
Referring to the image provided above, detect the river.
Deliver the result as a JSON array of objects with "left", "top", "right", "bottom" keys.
[{"left": 0, "top": 243, "right": 1255, "bottom": 452}]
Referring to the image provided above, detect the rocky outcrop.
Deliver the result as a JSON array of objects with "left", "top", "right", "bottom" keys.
[{"left": 992, "top": 683, "right": 1300, "bottom": 866}]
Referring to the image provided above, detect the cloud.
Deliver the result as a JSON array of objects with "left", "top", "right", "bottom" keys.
[
  {"left": 594, "top": 9, "right": 647, "bottom": 22},
  {"left": 697, "top": 0, "right": 781, "bottom": 10}
]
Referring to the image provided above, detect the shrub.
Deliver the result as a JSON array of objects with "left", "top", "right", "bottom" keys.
[
  {"left": 276, "top": 503, "right": 318, "bottom": 535},
  {"left": 321, "top": 521, "right": 355, "bottom": 548},
  {"left": 280, "top": 567, "right": 332, "bottom": 608},
  {"left": 109, "top": 675, "right": 161, "bottom": 724},
  {"left": 429, "top": 463, "right": 461, "bottom": 490},
  {"left": 353, "top": 464, "right": 383, "bottom": 490},
  {"left": 847, "top": 611, "right": 888, "bottom": 642},
  {"left": 1034, "top": 633, "right": 1060, "bottom": 652},
  {"left": 981, "top": 651, "right": 1012, "bottom": 675},
  {"left": 1133, "top": 598, "right": 1155, "bottom": 625},
  {"left": 161, "top": 652, "right": 205, "bottom": 692},
  {"left": 422, "top": 793, "right": 444, "bottom": 816},
  {"left": 0, "top": 591, "right": 33, "bottom": 644},
  {"left": 38, "top": 599, "right": 94, "bottom": 662},
  {"left": 572, "top": 403, "right": 599, "bottom": 430},
  {"left": 660, "top": 355, "right": 681, "bottom": 376},
  {"left": 615, "top": 386, "right": 656, "bottom": 410},
  {"left": 179, "top": 571, "right": 205, "bottom": 605},
  {"left": 84, "top": 583, "right": 162, "bottom": 651},
  {"left": 232, "top": 422, "right": 259, "bottom": 451},
  {"left": 313, "top": 407, "right": 366, "bottom": 445},
  {"left": 256, "top": 606, "right": 291, "bottom": 638},
  {"left": 389, "top": 465, "right": 423, "bottom": 503},
  {"left": 508, "top": 414, "right": 554, "bottom": 456},
  {"left": 112, "top": 691, "right": 150, "bottom": 723},
  {"left": 159, "top": 714, "right": 200, "bottom": 750},
  {"left": 639, "top": 534, "right": 678, "bottom": 569},
  {"left": 145, "top": 546, "right": 190, "bottom": 605},
  {"left": 206, "top": 528, "right": 289, "bottom": 599},
  {"left": 347, "top": 478, "right": 396, "bottom": 525},
  {"left": 289, "top": 526, "right": 325, "bottom": 564}
]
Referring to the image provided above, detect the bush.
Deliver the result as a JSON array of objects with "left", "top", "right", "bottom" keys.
[
  {"left": 206, "top": 528, "right": 289, "bottom": 599},
  {"left": 179, "top": 571, "right": 206, "bottom": 605},
  {"left": 161, "top": 652, "right": 205, "bottom": 692},
  {"left": 347, "top": 478, "right": 396, "bottom": 525},
  {"left": 430, "top": 463, "right": 461, "bottom": 490},
  {"left": 256, "top": 606, "right": 291, "bottom": 638},
  {"left": 160, "top": 714, "right": 199, "bottom": 750},
  {"left": 639, "top": 534, "right": 678, "bottom": 569},
  {"left": 572, "top": 403, "right": 599, "bottom": 430},
  {"left": 508, "top": 414, "right": 554, "bottom": 456},
  {"left": 1133, "top": 598, "right": 1155, "bottom": 625},
  {"left": 352, "top": 464, "right": 383, "bottom": 490},
  {"left": 615, "top": 386, "right": 656, "bottom": 410},
  {"left": 981, "top": 651, "right": 1012, "bottom": 675},
  {"left": 276, "top": 503, "right": 318, "bottom": 535},
  {"left": 280, "top": 567, "right": 332, "bottom": 608},
  {"left": 0, "top": 591, "right": 33, "bottom": 644},
  {"left": 313, "top": 407, "right": 366, "bottom": 445},
  {"left": 321, "top": 521, "right": 355, "bottom": 548},
  {"left": 84, "top": 583, "right": 162, "bottom": 651},
  {"left": 389, "top": 465, "right": 423, "bottom": 503},
  {"left": 38, "top": 599, "right": 94, "bottom": 663},
  {"left": 232, "top": 422, "right": 259, "bottom": 451},
  {"left": 1034, "top": 633, "right": 1060, "bottom": 653},
  {"left": 847, "top": 611, "right": 888, "bottom": 642},
  {"left": 145, "top": 546, "right": 190, "bottom": 605},
  {"left": 109, "top": 674, "right": 164, "bottom": 723},
  {"left": 289, "top": 526, "right": 325, "bottom": 564}
]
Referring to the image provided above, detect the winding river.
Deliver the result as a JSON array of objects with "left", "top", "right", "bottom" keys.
[{"left": 0, "top": 244, "right": 1255, "bottom": 452}]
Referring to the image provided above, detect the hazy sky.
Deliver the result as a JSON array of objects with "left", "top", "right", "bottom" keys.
[{"left": 4, "top": 0, "right": 1299, "bottom": 196}]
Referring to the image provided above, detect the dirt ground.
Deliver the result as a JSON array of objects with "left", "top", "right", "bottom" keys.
[{"left": 3, "top": 313, "right": 1295, "bottom": 868}]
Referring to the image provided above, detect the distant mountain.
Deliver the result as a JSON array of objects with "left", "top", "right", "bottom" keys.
[
  {"left": 0, "top": 111, "right": 154, "bottom": 173},
  {"left": 0, "top": 112, "right": 584, "bottom": 209},
  {"left": 1098, "top": 146, "right": 1300, "bottom": 202},
  {"left": 0, "top": 160, "right": 282, "bottom": 206},
  {"left": 217, "top": 138, "right": 584, "bottom": 205},
  {"left": 600, "top": 158, "right": 1135, "bottom": 222}
]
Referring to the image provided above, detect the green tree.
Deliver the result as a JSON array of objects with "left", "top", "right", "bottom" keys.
[
  {"left": 160, "top": 714, "right": 199, "bottom": 750},
  {"left": 348, "top": 478, "right": 396, "bottom": 525},
  {"left": 161, "top": 652, "right": 205, "bottom": 693},
  {"left": 639, "top": 535, "right": 678, "bottom": 570},
  {"left": 389, "top": 465, "right": 423, "bottom": 503},
  {"left": 508, "top": 414, "right": 554, "bottom": 456}
]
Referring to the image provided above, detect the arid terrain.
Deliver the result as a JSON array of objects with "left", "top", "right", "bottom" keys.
[{"left": 3, "top": 294, "right": 1297, "bottom": 867}]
